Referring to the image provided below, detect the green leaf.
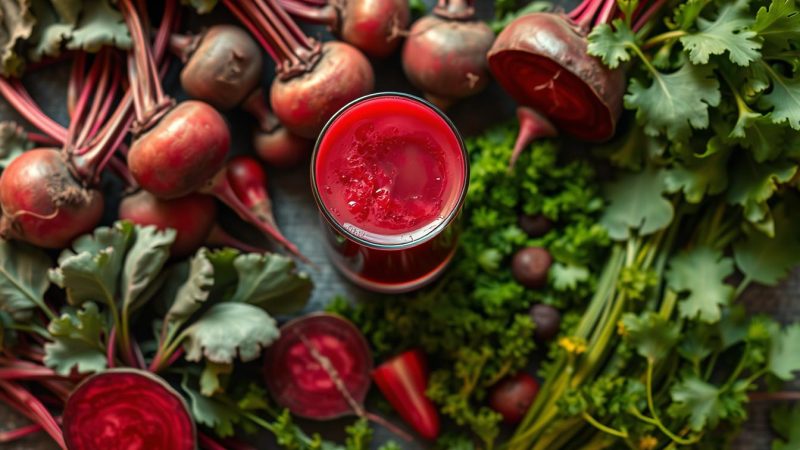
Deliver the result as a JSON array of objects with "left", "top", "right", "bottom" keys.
[
  {"left": 200, "top": 361, "right": 232, "bottom": 397},
  {"left": 771, "top": 403, "right": 800, "bottom": 450},
  {"left": 181, "top": 380, "right": 240, "bottom": 438},
  {"left": 726, "top": 157, "right": 797, "bottom": 227},
  {"left": 50, "top": 221, "right": 135, "bottom": 306},
  {"left": 667, "top": 246, "right": 735, "bottom": 323},
  {"left": 181, "top": 0, "right": 218, "bottom": 14},
  {"left": 731, "top": 112, "right": 787, "bottom": 162},
  {"left": 671, "top": 0, "right": 711, "bottom": 30},
  {"left": 752, "top": 0, "right": 800, "bottom": 51},
  {"left": 121, "top": 225, "right": 175, "bottom": 314},
  {"left": 587, "top": 20, "right": 636, "bottom": 69},
  {"left": 0, "top": 0, "right": 35, "bottom": 77},
  {"left": 759, "top": 62, "right": 800, "bottom": 130},
  {"left": 182, "top": 302, "right": 279, "bottom": 364},
  {"left": 0, "top": 239, "right": 51, "bottom": 321},
  {"left": 621, "top": 312, "right": 680, "bottom": 362},
  {"left": 664, "top": 140, "right": 729, "bottom": 203},
  {"left": 668, "top": 375, "right": 723, "bottom": 431},
  {"left": 164, "top": 249, "right": 215, "bottom": 328},
  {"left": 44, "top": 302, "right": 107, "bottom": 375},
  {"left": 769, "top": 323, "right": 800, "bottom": 380},
  {"left": 734, "top": 201, "right": 800, "bottom": 285},
  {"left": 600, "top": 169, "right": 674, "bottom": 240},
  {"left": 65, "top": 0, "right": 130, "bottom": 52},
  {"left": 229, "top": 253, "right": 312, "bottom": 315},
  {"left": 679, "top": 0, "right": 761, "bottom": 66},
  {"left": 549, "top": 263, "right": 589, "bottom": 291},
  {"left": 28, "top": 0, "right": 75, "bottom": 59},
  {"left": 0, "top": 121, "right": 33, "bottom": 169},
  {"left": 625, "top": 62, "right": 721, "bottom": 141}
]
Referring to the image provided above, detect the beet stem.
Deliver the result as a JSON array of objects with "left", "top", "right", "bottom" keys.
[
  {"left": 595, "top": 0, "right": 618, "bottom": 28},
  {"left": 26, "top": 132, "right": 60, "bottom": 146},
  {"left": 241, "top": 89, "right": 281, "bottom": 132},
  {"left": 207, "top": 225, "right": 267, "bottom": 254},
  {"left": 0, "top": 79, "right": 67, "bottom": 142},
  {"left": 0, "top": 381, "right": 66, "bottom": 450},
  {"left": 0, "top": 422, "right": 43, "bottom": 443},
  {"left": 573, "top": 0, "right": 604, "bottom": 29},
  {"left": 633, "top": 0, "right": 667, "bottom": 32},
  {"left": 198, "top": 432, "right": 229, "bottom": 450},
  {"left": 66, "top": 52, "right": 86, "bottom": 118},
  {"left": 509, "top": 107, "right": 558, "bottom": 169},
  {"left": 748, "top": 391, "right": 800, "bottom": 401},
  {"left": 0, "top": 367, "right": 60, "bottom": 380},
  {"left": 107, "top": 326, "right": 117, "bottom": 369},
  {"left": 277, "top": 0, "right": 338, "bottom": 27},
  {"left": 223, "top": 1, "right": 281, "bottom": 62}
]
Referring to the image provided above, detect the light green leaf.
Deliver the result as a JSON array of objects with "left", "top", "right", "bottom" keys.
[
  {"left": 66, "top": 0, "right": 130, "bottom": 52},
  {"left": 44, "top": 302, "right": 107, "bottom": 375},
  {"left": 28, "top": 0, "right": 74, "bottom": 59},
  {"left": 0, "top": 121, "right": 33, "bottom": 169},
  {"left": 664, "top": 140, "right": 729, "bottom": 203},
  {"left": 600, "top": 169, "right": 674, "bottom": 240},
  {"left": 181, "top": 380, "right": 239, "bottom": 438},
  {"left": 50, "top": 221, "right": 134, "bottom": 306},
  {"left": 671, "top": 0, "right": 711, "bottom": 30},
  {"left": 769, "top": 323, "right": 800, "bottom": 380},
  {"left": 121, "top": 226, "right": 175, "bottom": 314},
  {"left": 182, "top": 302, "right": 279, "bottom": 364},
  {"left": 680, "top": 0, "right": 761, "bottom": 66},
  {"left": 0, "top": 0, "right": 35, "bottom": 77},
  {"left": 230, "top": 253, "right": 313, "bottom": 315},
  {"left": 0, "top": 239, "right": 51, "bottom": 321},
  {"left": 165, "top": 249, "right": 215, "bottom": 328},
  {"left": 752, "top": 0, "right": 800, "bottom": 51},
  {"left": 587, "top": 20, "right": 636, "bottom": 69},
  {"left": 667, "top": 246, "right": 734, "bottom": 323},
  {"left": 726, "top": 157, "right": 797, "bottom": 227},
  {"left": 734, "top": 201, "right": 800, "bottom": 285},
  {"left": 668, "top": 375, "right": 724, "bottom": 431},
  {"left": 622, "top": 312, "right": 680, "bottom": 362},
  {"left": 759, "top": 62, "right": 800, "bottom": 130},
  {"left": 549, "top": 263, "right": 589, "bottom": 291},
  {"left": 731, "top": 112, "right": 787, "bottom": 162},
  {"left": 200, "top": 361, "right": 232, "bottom": 397},
  {"left": 625, "top": 63, "right": 721, "bottom": 141}
]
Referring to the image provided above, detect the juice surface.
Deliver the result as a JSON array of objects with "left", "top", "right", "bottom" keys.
[{"left": 314, "top": 95, "right": 466, "bottom": 245}]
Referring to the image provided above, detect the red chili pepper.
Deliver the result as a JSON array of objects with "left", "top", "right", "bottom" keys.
[{"left": 372, "top": 349, "right": 440, "bottom": 440}]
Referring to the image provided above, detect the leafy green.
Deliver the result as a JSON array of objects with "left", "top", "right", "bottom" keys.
[
  {"left": 44, "top": 302, "right": 106, "bottom": 375},
  {"left": 734, "top": 201, "right": 800, "bottom": 285},
  {"left": 768, "top": 323, "right": 800, "bottom": 380},
  {"left": 0, "top": 239, "right": 51, "bottom": 320},
  {"left": 621, "top": 312, "right": 680, "bottom": 362},
  {"left": 229, "top": 253, "right": 313, "bottom": 314},
  {"left": 771, "top": 403, "right": 800, "bottom": 450},
  {"left": 588, "top": 20, "right": 637, "bottom": 69},
  {"left": 726, "top": 157, "right": 796, "bottom": 228},
  {"left": 752, "top": 0, "right": 800, "bottom": 51},
  {"left": 759, "top": 62, "right": 800, "bottom": 130},
  {"left": 0, "top": 121, "right": 33, "bottom": 169},
  {"left": 666, "top": 246, "right": 734, "bottom": 323},
  {"left": 0, "top": 0, "right": 35, "bottom": 76},
  {"left": 668, "top": 375, "right": 744, "bottom": 431},
  {"left": 164, "top": 249, "right": 215, "bottom": 329},
  {"left": 600, "top": 169, "right": 674, "bottom": 240},
  {"left": 664, "top": 143, "right": 729, "bottom": 203},
  {"left": 680, "top": 0, "right": 761, "bottom": 66},
  {"left": 120, "top": 226, "right": 175, "bottom": 314}
]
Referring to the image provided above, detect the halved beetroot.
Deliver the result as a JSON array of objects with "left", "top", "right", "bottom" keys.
[
  {"left": 264, "top": 313, "right": 373, "bottom": 419},
  {"left": 487, "top": 13, "right": 625, "bottom": 142},
  {"left": 63, "top": 369, "right": 196, "bottom": 450}
]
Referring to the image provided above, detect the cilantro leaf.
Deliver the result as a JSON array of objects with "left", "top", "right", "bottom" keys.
[
  {"left": 549, "top": 263, "right": 589, "bottom": 291},
  {"left": 667, "top": 246, "right": 734, "bottom": 323},
  {"left": 771, "top": 403, "right": 800, "bottom": 450},
  {"left": 752, "top": 0, "right": 800, "bottom": 51},
  {"left": 587, "top": 20, "right": 636, "bottom": 69},
  {"left": 0, "top": 121, "right": 33, "bottom": 169},
  {"left": 0, "top": 239, "right": 51, "bottom": 321},
  {"left": 672, "top": 0, "right": 712, "bottom": 30},
  {"left": 0, "top": 0, "right": 35, "bottom": 76},
  {"left": 769, "top": 323, "right": 800, "bottom": 380},
  {"left": 759, "top": 62, "right": 800, "bottom": 130},
  {"left": 181, "top": 380, "right": 240, "bottom": 437},
  {"left": 44, "top": 302, "right": 107, "bottom": 375},
  {"left": 120, "top": 225, "right": 175, "bottom": 314},
  {"left": 600, "top": 169, "right": 674, "bottom": 240},
  {"left": 731, "top": 111, "right": 787, "bottom": 162},
  {"left": 625, "top": 62, "right": 721, "bottom": 141},
  {"left": 734, "top": 200, "right": 800, "bottom": 285},
  {"left": 726, "top": 157, "right": 797, "bottom": 228},
  {"left": 664, "top": 140, "right": 729, "bottom": 203},
  {"left": 679, "top": 0, "right": 761, "bottom": 66},
  {"left": 621, "top": 312, "right": 680, "bottom": 362},
  {"left": 668, "top": 375, "right": 723, "bottom": 431},
  {"left": 182, "top": 302, "right": 279, "bottom": 364},
  {"left": 229, "top": 253, "right": 312, "bottom": 315}
]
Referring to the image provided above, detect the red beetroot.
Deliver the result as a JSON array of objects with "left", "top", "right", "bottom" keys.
[
  {"left": 278, "top": 0, "right": 410, "bottom": 57},
  {"left": 63, "top": 369, "right": 196, "bottom": 450},
  {"left": 119, "top": 191, "right": 217, "bottom": 258},
  {"left": 488, "top": 372, "right": 540, "bottom": 424},
  {"left": 372, "top": 349, "right": 440, "bottom": 440},
  {"left": 224, "top": 0, "right": 374, "bottom": 139},
  {"left": 172, "top": 25, "right": 263, "bottom": 110},
  {"left": 402, "top": 0, "right": 494, "bottom": 110},
  {"left": 226, "top": 156, "right": 280, "bottom": 226},
  {"left": 242, "top": 89, "right": 311, "bottom": 169}
]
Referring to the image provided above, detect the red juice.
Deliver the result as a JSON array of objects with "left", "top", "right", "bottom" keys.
[{"left": 312, "top": 93, "right": 468, "bottom": 293}]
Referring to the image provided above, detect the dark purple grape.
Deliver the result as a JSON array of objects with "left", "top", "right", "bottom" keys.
[
  {"left": 512, "top": 247, "right": 553, "bottom": 289},
  {"left": 530, "top": 304, "right": 561, "bottom": 341}
]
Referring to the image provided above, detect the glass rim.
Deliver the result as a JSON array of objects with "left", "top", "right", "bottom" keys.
[{"left": 310, "top": 92, "right": 470, "bottom": 251}]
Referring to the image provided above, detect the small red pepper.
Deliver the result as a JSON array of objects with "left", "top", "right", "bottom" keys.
[{"left": 372, "top": 349, "right": 440, "bottom": 440}]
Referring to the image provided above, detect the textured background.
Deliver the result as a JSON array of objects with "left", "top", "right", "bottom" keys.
[{"left": 0, "top": 1, "right": 797, "bottom": 449}]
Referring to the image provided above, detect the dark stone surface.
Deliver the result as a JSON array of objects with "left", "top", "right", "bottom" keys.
[{"left": 1, "top": 1, "right": 796, "bottom": 449}]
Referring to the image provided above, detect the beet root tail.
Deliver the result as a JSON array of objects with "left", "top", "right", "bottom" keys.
[{"left": 510, "top": 106, "right": 558, "bottom": 169}]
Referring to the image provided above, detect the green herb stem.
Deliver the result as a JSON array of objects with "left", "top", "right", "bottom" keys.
[
  {"left": 581, "top": 411, "right": 629, "bottom": 438},
  {"left": 642, "top": 30, "right": 687, "bottom": 50}
]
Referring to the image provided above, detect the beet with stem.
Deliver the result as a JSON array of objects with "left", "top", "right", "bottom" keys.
[
  {"left": 241, "top": 89, "right": 311, "bottom": 168},
  {"left": 278, "top": 0, "right": 410, "bottom": 57},
  {"left": 172, "top": 25, "right": 263, "bottom": 110},
  {"left": 224, "top": 0, "right": 374, "bottom": 139},
  {"left": 63, "top": 369, "right": 196, "bottom": 450},
  {"left": 487, "top": 0, "right": 666, "bottom": 167},
  {"left": 402, "top": 0, "right": 494, "bottom": 110}
]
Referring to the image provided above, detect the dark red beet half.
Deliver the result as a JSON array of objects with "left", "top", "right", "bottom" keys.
[
  {"left": 264, "top": 313, "right": 373, "bottom": 420},
  {"left": 63, "top": 369, "right": 196, "bottom": 450},
  {"left": 487, "top": 13, "right": 625, "bottom": 142},
  {"left": 119, "top": 191, "right": 217, "bottom": 258},
  {"left": 0, "top": 149, "right": 104, "bottom": 249},
  {"left": 177, "top": 25, "right": 263, "bottom": 110}
]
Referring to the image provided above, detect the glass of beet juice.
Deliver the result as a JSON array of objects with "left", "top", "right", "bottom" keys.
[{"left": 311, "top": 93, "right": 469, "bottom": 293}]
